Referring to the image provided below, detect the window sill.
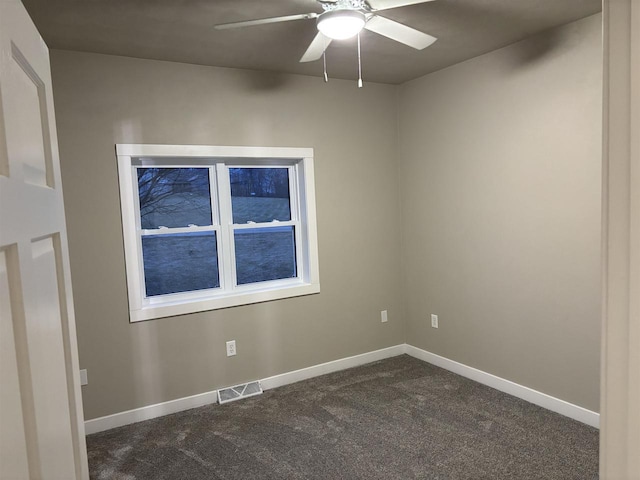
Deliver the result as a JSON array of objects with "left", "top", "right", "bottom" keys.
[{"left": 129, "top": 282, "right": 320, "bottom": 322}]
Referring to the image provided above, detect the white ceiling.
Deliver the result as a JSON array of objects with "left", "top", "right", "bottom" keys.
[{"left": 23, "top": 0, "right": 601, "bottom": 84}]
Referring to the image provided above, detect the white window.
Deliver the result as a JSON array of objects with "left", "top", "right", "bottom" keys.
[{"left": 116, "top": 144, "right": 320, "bottom": 322}]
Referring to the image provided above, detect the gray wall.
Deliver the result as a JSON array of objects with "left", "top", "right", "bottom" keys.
[
  {"left": 51, "top": 51, "right": 405, "bottom": 420},
  {"left": 52, "top": 13, "right": 602, "bottom": 420},
  {"left": 398, "top": 14, "right": 602, "bottom": 411}
]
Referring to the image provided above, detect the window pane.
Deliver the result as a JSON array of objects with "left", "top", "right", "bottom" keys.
[
  {"left": 229, "top": 168, "right": 291, "bottom": 224},
  {"left": 234, "top": 227, "right": 296, "bottom": 285},
  {"left": 142, "top": 232, "right": 219, "bottom": 296},
  {"left": 138, "top": 168, "right": 212, "bottom": 229}
]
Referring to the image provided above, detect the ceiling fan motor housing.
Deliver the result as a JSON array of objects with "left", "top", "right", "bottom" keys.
[{"left": 319, "top": 0, "right": 369, "bottom": 11}]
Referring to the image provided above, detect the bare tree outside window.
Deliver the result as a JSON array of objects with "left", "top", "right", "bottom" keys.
[
  {"left": 137, "top": 168, "right": 212, "bottom": 229},
  {"left": 137, "top": 168, "right": 218, "bottom": 296}
]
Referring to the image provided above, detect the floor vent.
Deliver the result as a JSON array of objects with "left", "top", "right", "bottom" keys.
[{"left": 217, "top": 380, "right": 263, "bottom": 405}]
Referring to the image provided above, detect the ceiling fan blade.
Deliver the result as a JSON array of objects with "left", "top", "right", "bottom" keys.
[
  {"left": 215, "top": 13, "right": 317, "bottom": 30},
  {"left": 364, "top": 15, "right": 436, "bottom": 50},
  {"left": 300, "top": 32, "right": 332, "bottom": 63},
  {"left": 366, "top": 0, "right": 437, "bottom": 11}
]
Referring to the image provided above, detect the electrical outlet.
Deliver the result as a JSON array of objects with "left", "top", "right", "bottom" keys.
[
  {"left": 431, "top": 314, "right": 438, "bottom": 328},
  {"left": 381, "top": 310, "right": 388, "bottom": 323},
  {"left": 226, "top": 340, "right": 236, "bottom": 357},
  {"left": 79, "top": 369, "right": 88, "bottom": 386}
]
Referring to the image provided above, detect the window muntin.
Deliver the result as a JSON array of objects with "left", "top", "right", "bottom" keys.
[{"left": 117, "top": 145, "right": 319, "bottom": 322}]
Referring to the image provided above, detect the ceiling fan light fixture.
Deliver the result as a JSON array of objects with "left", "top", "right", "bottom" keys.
[{"left": 317, "top": 10, "right": 366, "bottom": 40}]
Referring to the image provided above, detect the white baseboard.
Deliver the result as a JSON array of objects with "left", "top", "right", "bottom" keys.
[
  {"left": 84, "top": 390, "right": 219, "bottom": 435},
  {"left": 84, "top": 345, "right": 405, "bottom": 435},
  {"left": 260, "top": 345, "right": 406, "bottom": 390},
  {"left": 404, "top": 344, "right": 600, "bottom": 429},
  {"left": 85, "top": 343, "right": 598, "bottom": 434}
]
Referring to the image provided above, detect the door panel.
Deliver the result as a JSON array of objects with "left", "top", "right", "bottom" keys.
[
  {"left": 5, "top": 44, "right": 52, "bottom": 187},
  {"left": 0, "top": 246, "right": 31, "bottom": 479},
  {"left": 26, "top": 236, "right": 76, "bottom": 478},
  {"left": 0, "top": 1, "right": 89, "bottom": 478}
]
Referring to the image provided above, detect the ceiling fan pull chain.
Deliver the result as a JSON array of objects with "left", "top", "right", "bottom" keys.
[
  {"left": 357, "top": 31, "right": 363, "bottom": 88},
  {"left": 323, "top": 37, "right": 329, "bottom": 82}
]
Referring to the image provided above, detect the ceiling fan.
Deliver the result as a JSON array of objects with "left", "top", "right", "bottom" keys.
[{"left": 214, "top": 0, "right": 438, "bottom": 64}]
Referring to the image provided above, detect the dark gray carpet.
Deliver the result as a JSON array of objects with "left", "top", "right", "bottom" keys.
[{"left": 87, "top": 355, "right": 598, "bottom": 479}]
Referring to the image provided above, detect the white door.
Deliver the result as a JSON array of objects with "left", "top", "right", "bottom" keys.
[{"left": 0, "top": 1, "right": 89, "bottom": 479}]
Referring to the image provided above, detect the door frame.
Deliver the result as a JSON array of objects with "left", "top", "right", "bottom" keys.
[{"left": 600, "top": 0, "right": 639, "bottom": 477}]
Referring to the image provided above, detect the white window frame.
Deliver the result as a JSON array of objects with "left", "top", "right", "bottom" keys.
[{"left": 116, "top": 144, "right": 320, "bottom": 322}]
